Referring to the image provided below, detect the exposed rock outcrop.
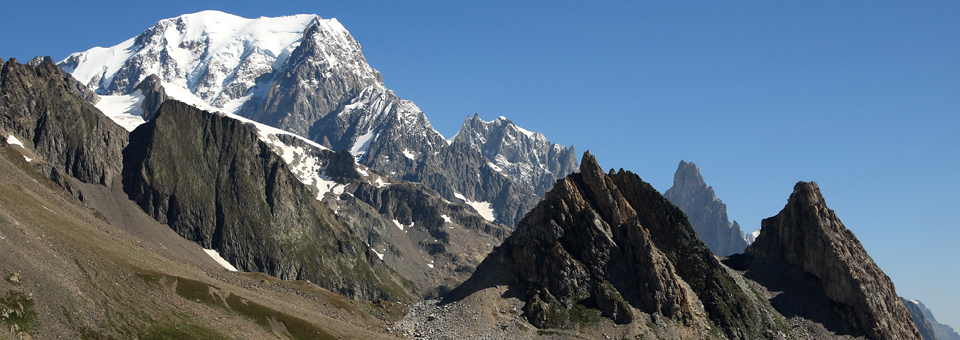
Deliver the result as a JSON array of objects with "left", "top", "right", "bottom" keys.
[
  {"left": 452, "top": 152, "right": 785, "bottom": 338},
  {"left": 121, "top": 100, "right": 418, "bottom": 303},
  {"left": 0, "top": 58, "right": 125, "bottom": 187},
  {"left": 664, "top": 160, "right": 749, "bottom": 256},
  {"left": 747, "top": 181, "right": 922, "bottom": 340}
]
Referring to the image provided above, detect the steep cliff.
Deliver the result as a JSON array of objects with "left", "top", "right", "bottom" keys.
[
  {"left": 0, "top": 58, "right": 126, "bottom": 187},
  {"left": 122, "top": 100, "right": 418, "bottom": 303},
  {"left": 747, "top": 181, "right": 922, "bottom": 340}
]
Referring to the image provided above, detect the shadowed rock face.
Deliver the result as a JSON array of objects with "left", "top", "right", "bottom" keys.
[
  {"left": 122, "top": 100, "right": 418, "bottom": 303},
  {"left": 0, "top": 58, "right": 126, "bottom": 187},
  {"left": 458, "top": 151, "right": 781, "bottom": 338},
  {"left": 664, "top": 160, "right": 749, "bottom": 256},
  {"left": 748, "top": 181, "right": 922, "bottom": 340}
]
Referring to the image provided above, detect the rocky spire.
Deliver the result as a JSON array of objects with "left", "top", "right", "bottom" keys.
[
  {"left": 748, "top": 181, "right": 923, "bottom": 340},
  {"left": 455, "top": 151, "right": 784, "bottom": 338},
  {"left": 664, "top": 160, "right": 749, "bottom": 256}
]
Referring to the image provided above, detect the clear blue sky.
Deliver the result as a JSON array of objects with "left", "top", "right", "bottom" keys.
[{"left": 3, "top": 0, "right": 958, "bottom": 329}]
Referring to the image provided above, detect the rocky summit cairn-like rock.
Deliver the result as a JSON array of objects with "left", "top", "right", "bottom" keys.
[
  {"left": 664, "top": 160, "right": 750, "bottom": 256},
  {"left": 454, "top": 151, "right": 783, "bottom": 338},
  {"left": 748, "top": 181, "right": 922, "bottom": 340}
]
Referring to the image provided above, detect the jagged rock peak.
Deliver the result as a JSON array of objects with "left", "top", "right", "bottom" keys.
[
  {"left": 458, "top": 151, "right": 782, "bottom": 338},
  {"left": 749, "top": 181, "right": 922, "bottom": 340},
  {"left": 452, "top": 113, "right": 578, "bottom": 196},
  {"left": 664, "top": 160, "right": 749, "bottom": 256}
]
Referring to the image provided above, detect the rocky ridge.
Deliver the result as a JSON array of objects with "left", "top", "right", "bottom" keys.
[
  {"left": 746, "top": 181, "right": 922, "bottom": 340},
  {"left": 664, "top": 160, "right": 750, "bottom": 256},
  {"left": 122, "top": 100, "right": 418, "bottom": 303},
  {"left": 447, "top": 152, "right": 786, "bottom": 339},
  {"left": 253, "top": 133, "right": 513, "bottom": 297},
  {"left": 453, "top": 114, "right": 578, "bottom": 196},
  {"left": 0, "top": 58, "right": 126, "bottom": 187}
]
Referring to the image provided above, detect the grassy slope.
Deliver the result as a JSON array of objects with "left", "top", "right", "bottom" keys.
[{"left": 0, "top": 142, "right": 405, "bottom": 339}]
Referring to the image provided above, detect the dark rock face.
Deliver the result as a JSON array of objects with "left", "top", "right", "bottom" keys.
[
  {"left": 909, "top": 299, "right": 960, "bottom": 340},
  {"left": 28, "top": 56, "right": 100, "bottom": 104},
  {"left": 453, "top": 114, "right": 578, "bottom": 196},
  {"left": 0, "top": 58, "right": 125, "bottom": 186},
  {"left": 748, "top": 182, "right": 922, "bottom": 340},
  {"left": 121, "top": 100, "right": 418, "bottom": 303},
  {"left": 663, "top": 160, "right": 749, "bottom": 256},
  {"left": 902, "top": 297, "right": 940, "bottom": 340},
  {"left": 459, "top": 152, "right": 781, "bottom": 338}
]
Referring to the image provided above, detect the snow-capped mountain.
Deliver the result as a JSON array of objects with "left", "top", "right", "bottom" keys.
[
  {"left": 60, "top": 11, "right": 316, "bottom": 112},
  {"left": 58, "top": 11, "right": 549, "bottom": 226},
  {"left": 453, "top": 114, "right": 578, "bottom": 196}
]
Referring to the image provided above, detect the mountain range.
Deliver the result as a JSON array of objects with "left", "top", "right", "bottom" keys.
[
  {"left": 58, "top": 10, "right": 575, "bottom": 227},
  {"left": 0, "top": 10, "right": 952, "bottom": 339}
]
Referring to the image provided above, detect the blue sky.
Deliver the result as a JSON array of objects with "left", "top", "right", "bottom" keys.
[{"left": 3, "top": 0, "right": 958, "bottom": 329}]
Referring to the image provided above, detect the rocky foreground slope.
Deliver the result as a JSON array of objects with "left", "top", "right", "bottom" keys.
[
  {"left": 1, "top": 59, "right": 410, "bottom": 339},
  {"left": 742, "top": 181, "right": 922, "bottom": 340}
]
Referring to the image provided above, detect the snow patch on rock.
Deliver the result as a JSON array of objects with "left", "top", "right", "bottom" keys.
[
  {"left": 454, "top": 192, "right": 496, "bottom": 222},
  {"left": 202, "top": 248, "right": 238, "bottom": 271}
]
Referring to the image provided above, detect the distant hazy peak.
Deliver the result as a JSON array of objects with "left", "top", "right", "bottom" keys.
[{"left": 664, "top": 160, "right": 749, "bottom": 256}]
